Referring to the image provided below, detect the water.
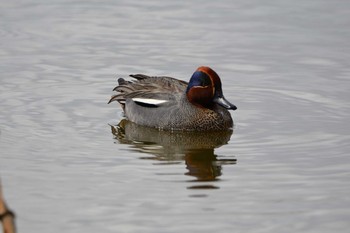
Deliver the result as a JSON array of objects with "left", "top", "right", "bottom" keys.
[{"left": 1, "top": 0, "right": 350, "bottom": 232}]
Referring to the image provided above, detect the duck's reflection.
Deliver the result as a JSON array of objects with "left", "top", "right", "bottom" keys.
[
  {"left": 111, "top": 119, "right": 236, "bottom": 189},
  {"left": 185, "top": 149, "right": 222, "bottom": 182}
]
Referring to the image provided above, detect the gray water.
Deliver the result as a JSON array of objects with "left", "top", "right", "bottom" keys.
[{"left": 1, "top": 0, "right": 350, "bottom": 232}]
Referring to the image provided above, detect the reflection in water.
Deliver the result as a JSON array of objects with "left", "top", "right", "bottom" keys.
[
  {"left": 185, "top": 150, "right": 222, "bottom": 182},
  {"left": 111, "top": 120, "right": 236, "bottom": 189}
]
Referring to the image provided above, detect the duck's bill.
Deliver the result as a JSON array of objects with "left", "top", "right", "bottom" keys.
[{"left": 214, "top": 96, "right": 237, "bottom": 110}]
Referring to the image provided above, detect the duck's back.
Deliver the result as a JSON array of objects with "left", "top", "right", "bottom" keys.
[
  {"left": 115, "top": 75, "right": 187, "bottom": 104},
  {"left": 110, "top": 75, "right": 186, "bottom": 128}
]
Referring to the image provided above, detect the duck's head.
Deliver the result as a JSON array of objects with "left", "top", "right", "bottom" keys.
[{"left": 186, "top": 66, "right": 237, "bottom": 110}]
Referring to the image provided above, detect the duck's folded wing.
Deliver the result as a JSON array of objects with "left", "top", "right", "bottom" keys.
[{"left": 108, "top": 74, "right": 187, "bottom": 109}]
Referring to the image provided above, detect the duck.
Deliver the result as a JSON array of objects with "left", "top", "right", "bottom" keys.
[{"left": 108, "top": 66, "right": 237, "bottom": 131}]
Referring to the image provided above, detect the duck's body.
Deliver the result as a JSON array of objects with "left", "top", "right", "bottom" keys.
[{"left": 109, "top": 66, "right": 237, "bottom": 131}]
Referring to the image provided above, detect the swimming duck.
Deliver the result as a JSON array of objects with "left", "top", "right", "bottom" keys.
[{"left": 108, "top": 66, "right": 237, "bottom": 131}]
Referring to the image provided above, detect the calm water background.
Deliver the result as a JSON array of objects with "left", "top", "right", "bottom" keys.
[{"left": 1, "top": 0, "right": 350, "bottom": 232}]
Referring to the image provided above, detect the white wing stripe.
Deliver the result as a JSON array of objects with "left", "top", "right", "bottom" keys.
[{"left": 132, "top": 98, "right": 168, "bottom": 105}]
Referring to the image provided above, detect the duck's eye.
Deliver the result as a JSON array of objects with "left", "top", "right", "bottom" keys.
[
  {"left": 199, "top": 74, "right": 211, "bottom": 87},
  {"left": 192, "top": 71, "right": 211, "bottom": 87},
  {"left": 187, "top": 71, "right": 213, "bottom": 93}
]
